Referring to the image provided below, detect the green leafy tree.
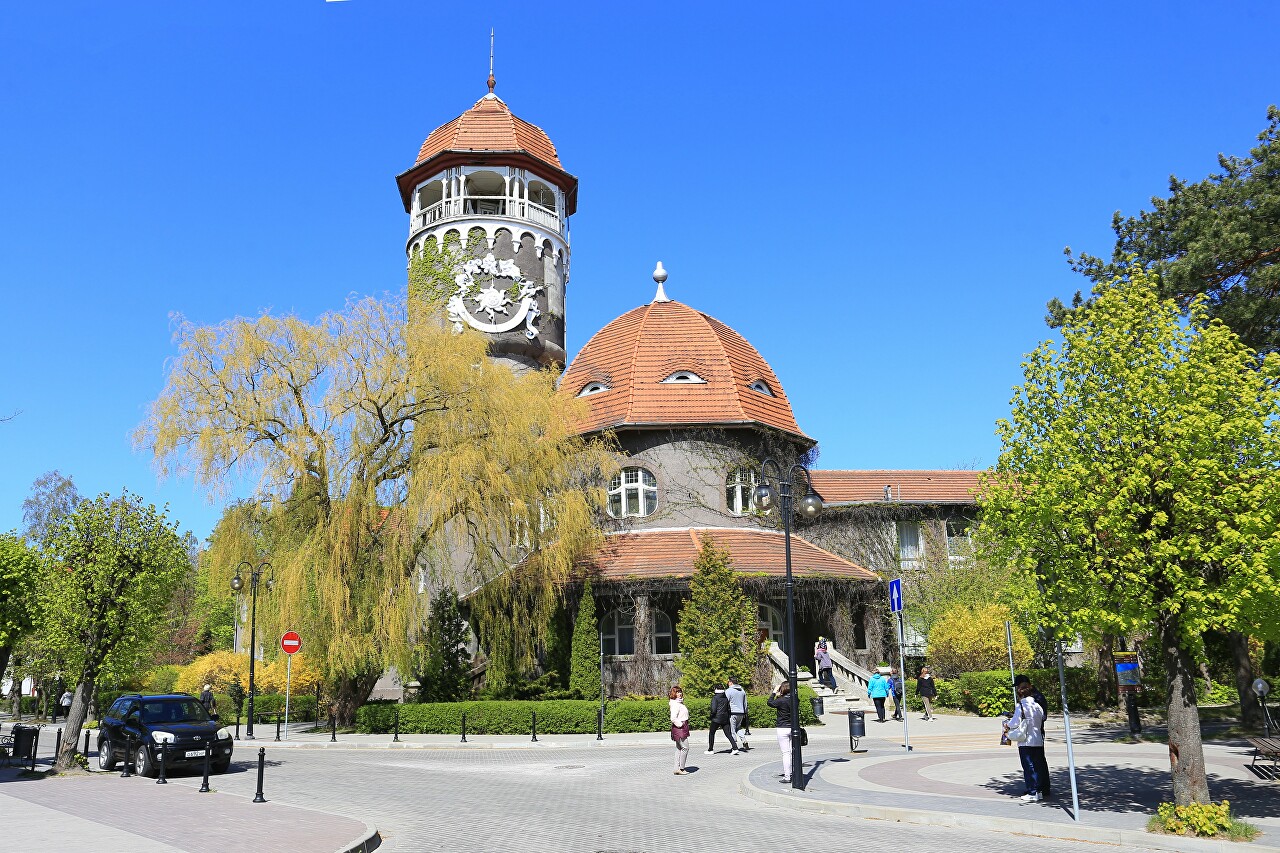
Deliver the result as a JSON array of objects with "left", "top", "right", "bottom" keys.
[
  {"left": 982, "top": 268, "right": 1280, "bottom": 804},
  {"left": 39, "top": 491, "right": 191, "bottom": 772},
  {"left": 569, "top": 577, "right": 601, "bottom": 699},
  {"left": 21, "top": 470, "right": 81, "bottom": 546},
  {"left": 1053, "top": 106, "right": 1280, "bottom": 352},
  {"left": 676, "top": 539, "right": 756, "bottom": 696},
  {"left": 0, "top": 535, "right": 39, "bottom": 688},
  {"left": 415, "top": 589, "right": 471, "bottom": 702}
]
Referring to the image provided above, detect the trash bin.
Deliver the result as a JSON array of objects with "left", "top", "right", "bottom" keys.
[
  {"left": 849, "top": 709, "right": 865, "bottom": 738},
  {"left": 811, "top": 695, "right": 824, "bottom": 717}
]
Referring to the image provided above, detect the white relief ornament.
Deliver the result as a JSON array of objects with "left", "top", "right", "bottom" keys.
[{"left": 445, "top": 253, "right": 545, "bottom": 339}]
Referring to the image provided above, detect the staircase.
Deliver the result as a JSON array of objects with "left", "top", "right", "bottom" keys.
[{"left": 764, "top": 642, "right": 870, "bottom": 715}]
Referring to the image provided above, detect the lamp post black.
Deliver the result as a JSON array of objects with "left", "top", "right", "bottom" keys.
[
  {"left": 231, "top": 560, "right": 273, "bottom": 739},
  {"left": 754, "top": 458, "right": 823, "bottom": 791}
]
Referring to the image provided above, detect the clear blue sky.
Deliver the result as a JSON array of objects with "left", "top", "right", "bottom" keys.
[{"left": 2, "top": 1, "right": 1277, "bottom": 543}]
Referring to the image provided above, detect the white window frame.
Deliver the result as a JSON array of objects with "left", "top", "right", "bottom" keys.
[
  {"left": 725, "top": 468, "right": 758, "bottom": 515},
  {"left": 608, "top": 467, "right": 658, "bottom": 518},
  {"left": 897, "top": 520, "right": 923, "bottom": 572},
  {"left": 758, "top": 603, "right": 785, "bottom": 652}
]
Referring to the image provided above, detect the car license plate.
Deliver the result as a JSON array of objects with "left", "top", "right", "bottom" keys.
[{"left": 185, "top": 750, "right": 205, "bottom": 758}]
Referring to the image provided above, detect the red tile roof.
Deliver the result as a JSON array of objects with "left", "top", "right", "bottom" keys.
[
  {"left": 415, "top": 94, "right": 563, "bottom": 171},
  {"left": 809, "top": 470, "right": 982, "bottom": 504},
  {"left": 579, "top": 527, "right": 877, "bottom": 582},
  {"left": 560, "top": 299, "right": 810, "bottom": 441}
]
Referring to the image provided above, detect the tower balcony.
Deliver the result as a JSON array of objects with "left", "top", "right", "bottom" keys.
[{"left": 413, "top": 195, "right": 565, "bottom": 238}]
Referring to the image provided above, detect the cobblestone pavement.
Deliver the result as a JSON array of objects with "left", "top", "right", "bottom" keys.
[{"left": 156, "top": 742, "right": 1163, "bottom": 853}]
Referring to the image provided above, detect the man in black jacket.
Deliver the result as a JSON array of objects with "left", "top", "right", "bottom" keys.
[{"left": 706, "top": 684, "right": 739, "bottom": 755}]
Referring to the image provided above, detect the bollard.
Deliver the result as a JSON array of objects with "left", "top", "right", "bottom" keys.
[
  {"left": 275, "top": 714, "right": 281, "bottom": 742},
  {"left": 253, "top": 747, "right": 266, "bottom": 803},
  {"left": 531, "top": 710, "right": 538, "bottom": 743},
  {"left": 31, "top": 727, "right": 41, "bottom": 772},
  {"left": 234, "top": 717, "right": 240, "bottom": 741},
  {"left": 597, "top": 707, "right": 604, "bottom": 741},
  {"left": 199, "top": 743, "right": 211, "bottom": 792},
  {"left": 315, "top": 684, "right": 322, "bottom": 729},
  {"left": 120, "top": 735, "right": 134, "bottom": 778},
  {"left": 156, "top": 741, "right": 168, "bottom": 784},
  {"left": 460, "top": 711, "right": 467, "bottom": 743},
  {"left": 330, "top": 710, "right": 337, "bottom": 742},
  {"left": 83, "top": 729, "right": 90, "bottom": 758},
  {"left": 393, "top": 705, "right": 400, "bottom": 743},
  {"left": 55, "top": 728, "right": 62, "bottom": 764}
]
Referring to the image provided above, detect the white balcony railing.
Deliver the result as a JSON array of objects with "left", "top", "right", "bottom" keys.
[{"left": 414, "top": 195, "right": 563, "bottom": 237}]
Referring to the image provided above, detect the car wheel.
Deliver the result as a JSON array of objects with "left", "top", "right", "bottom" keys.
[
  {"left": 212, "top": 758, "right": 231, "bottom": 774},
  {"left": 134, "top": 743, "right": 155, "bottom": 778},
  {"left": 97, "top": 737, "right": 117, "bottom": 771}
]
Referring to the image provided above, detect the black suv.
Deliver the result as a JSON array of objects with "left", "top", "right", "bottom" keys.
[{"left": 97, "top": 693, "right": 234, "bottom": 776}]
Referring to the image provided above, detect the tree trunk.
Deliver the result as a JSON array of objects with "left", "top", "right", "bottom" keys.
[
  {"left": 1096, "top": 634, "right": 1117, "bottom": 707},
  {"left": 53, "top": 678, "right": 94, "bottom": 773},
  {"left": 332, "top": 671, "right": 382, "bottom": 728},
  {"left": 1228, "top": 631, "right": 1262, "bottom": 729},
  {"left": 1159, "top": 614, "right": 1210, "bottom": 805}
]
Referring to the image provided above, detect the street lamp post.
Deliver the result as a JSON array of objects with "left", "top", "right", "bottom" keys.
[
  {"left": 754, "top": 458, "right": 823, "bottom": 791},
  {"left": 231, "top": 561, "right": 273, "bottom": 740}
]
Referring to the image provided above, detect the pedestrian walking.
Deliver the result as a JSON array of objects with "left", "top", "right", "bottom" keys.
[
  {"left": 867, "top": 669, "right": 891, "bottom": 722},
  {"left": 889, "top": 667, "right": 904, "bottom": 721},
  {"left": 1005, "top": 680, "right": 1050, "bottom": 802},
  {"left": 917, "top": 666, "right": 938, "bottom": 720},
  {"left": 58, "top": 689, "right": 73, "bottom": 722},
  {"left": 766, "top": 681, "right": 795, "bottom": 784},
  {"left": 669, "top": 685, "right": 691, "bottom": 775},
  {"left": 814, "top": 637, "right": 837, "bottom": 692},
  {"left": 199, "top": 684, "right": 218, "bottom": 721},
  {"left": 706, "top": 683, "right": 739, "bottom": 754},
  {"left": 725, "top": 675, "right": 749, "bottom": 751}
]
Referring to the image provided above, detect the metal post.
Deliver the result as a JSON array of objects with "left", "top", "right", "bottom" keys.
[
  {"left": 780, "top": 478, "right": 803, "bottom": 790},
  {"left": 253, "top": 747, "right": 266, "bottom": 803},
  {"left": 83, "top": 729, "right": 90, "bottom": 758},
  {"left": 31, "top": 727, "right": 40, "bottom": 772},
  {"left": 531, "top": 710, "right": 538, "bottom": 742},
  {"left": 199, "top": 743, "right": 211, "bottom": 792},
  {"left": 393, "top": 705, "right": 400, "bottom": 743},
  {"left": 274, "top": 713, "right": 281, "bottom": 742},
  {"left": 1057, "top": 639, "right": 1081, "bottom": 822},
  {"left": 316, "top": 683, "right": 322, "bottom": 729},
  {"left": 156, "top": 741, "right": 168, "bottom": 784},
  {"left": 598, "top": 628, "right": 606, "bottom": 741},
  {"left": 461, "top": 711, "right": 467, "bottom": 743},
  {"left": 596, "top": 706, "right": 604, "bottom": 741},
  {"left": 283, "top": 654, "right": 292, "bottom": 742},
  {"left": 55, "top": 728, "right": 62, "bottom": 765},
  {"left": 1005, "top": 620, "right": 1018, "bottom": 708},
  {"left": 234, "top": 717, "right": 240, "bottom": 741},
  {"left": 246, "top": 579, "right": 258, "bottom": 740},
  {"left": 897, "top": 612, "right": 911, "bottom": 752},
  {"left": 120, "top": 735, "right": 133, "bottom": 778},
  {"left": 330, "top": 710, "right": 337, "bottom": 742}
]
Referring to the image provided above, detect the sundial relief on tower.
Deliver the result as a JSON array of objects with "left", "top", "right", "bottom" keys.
[{"left": 396, "top": 73, "right": 578, "bottom": 372}]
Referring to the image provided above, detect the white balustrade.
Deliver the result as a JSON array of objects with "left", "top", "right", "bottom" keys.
[{"left": 414, "top": 195, "right": 563, "bottom": 236}]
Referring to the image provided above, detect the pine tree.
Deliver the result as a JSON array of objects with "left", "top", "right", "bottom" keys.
[
  {"left": 415, "top": 589, "right": 471, "bottom": 702},
  {"left": 569, "top": 577, "right": 601, "bottom": 699},
  {"left": 676, "top": 538, "right": 756, "bottom": 696}
]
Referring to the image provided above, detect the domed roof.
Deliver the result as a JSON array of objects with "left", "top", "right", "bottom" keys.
[
  {"left": 415, "top": 93, "right": 563, "bottom": 171},
  {"left": 561, "top": 297, "right": 810, "bottom": 442}
]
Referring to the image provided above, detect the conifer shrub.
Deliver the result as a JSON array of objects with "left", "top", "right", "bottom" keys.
[
  {"left": 569, "top": 578, "right": 601, "bottom": 700},
  {"left": 675, "top": 540, "right": 755, "bottom": 695}
]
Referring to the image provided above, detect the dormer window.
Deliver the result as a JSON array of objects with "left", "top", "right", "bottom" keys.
[
  {"left": 578, "top": 381, "right": 610, "bottom": 397},
  {"left": 749, "top": 379, "right": 775, "bottom": 396},
  {"left": 661, "top": 371, "right": 706, "bottom": 384}
]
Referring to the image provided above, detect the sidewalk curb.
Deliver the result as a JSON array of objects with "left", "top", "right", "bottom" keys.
[
  {"left": 249, "top": 738, "right": 670, "bottom": 750},
  {"left": 738, "top": 779, "right": 1278, "bottom": 853}
]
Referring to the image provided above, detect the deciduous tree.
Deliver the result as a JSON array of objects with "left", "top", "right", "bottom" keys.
[
  {"left": 983, "top": 268, "right": 1280, "bottom": 805},
  {"left": 41, "top": 491, "right": 190, "bottom": 773},
  {"left": 0, "top": 534, "right": 39, "bottom": 688},
  {"left": 139, "top": 290, "right": 610, "bottom": 724}
]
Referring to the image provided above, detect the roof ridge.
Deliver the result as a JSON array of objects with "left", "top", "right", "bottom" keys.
[
  {"left": 624, "top": 303, "right": 658, "bottom": 424},
  {"left": 691, "top": 305, "right": 749, "bottom": 424},
  {"left": 789, "top": 533, "right": 878, "bottom": 578}
]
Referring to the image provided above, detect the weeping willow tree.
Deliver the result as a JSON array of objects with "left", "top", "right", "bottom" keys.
[{"left": 138, "top": 291, "right": 613, "bottom": 724}]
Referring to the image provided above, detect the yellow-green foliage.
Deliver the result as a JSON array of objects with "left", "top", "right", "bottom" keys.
[
  {"left": 927, "top": 604, "right": 1032, "bottom": 679},
  {"left": 138, "top": 287, "right": 615, "bottom": 705},
  {"left": 1148, "top": 801, "right": 1256, "bottom": 840},
  {"left": 257, "top": 653, "right": 322, "bottom": 695},
  {"left": 175, "top": 651, "right": 249, "bottom": 695}
]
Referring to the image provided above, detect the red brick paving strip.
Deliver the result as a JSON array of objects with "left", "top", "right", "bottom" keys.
[{"left": 2, "top": 772, "right": 373, "bottom": 853}]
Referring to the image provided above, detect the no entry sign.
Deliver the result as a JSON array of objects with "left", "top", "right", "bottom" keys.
[{"left": 280, "top": 631, "right": 302, "bottom": 656}]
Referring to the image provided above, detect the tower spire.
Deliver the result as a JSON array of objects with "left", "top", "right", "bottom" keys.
[{"left": 487, "top": 28, "right": 496, "bottom": 94}]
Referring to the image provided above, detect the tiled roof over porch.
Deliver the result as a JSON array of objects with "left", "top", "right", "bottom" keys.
[
  {"left": 809, "top": 469, "right": 981, "bottom": 505},
  {"left": 580, "top": 527, "right": 878, "bottom": 582}
]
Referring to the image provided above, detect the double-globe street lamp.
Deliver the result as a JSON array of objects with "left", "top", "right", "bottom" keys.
[
  {"left": 753, "top": 458, "right": 823, "bottom": 790},
  {"left": 231, "top": 560, "right": 273, "bottom": 739}
]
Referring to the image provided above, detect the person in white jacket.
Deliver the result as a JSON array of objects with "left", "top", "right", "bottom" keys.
[
  {"left": 1006, "top": 681, "right": 1049, "bottom": 802},
  {"left": 669, "top": 685, "right": 691, "bottom": 775}
]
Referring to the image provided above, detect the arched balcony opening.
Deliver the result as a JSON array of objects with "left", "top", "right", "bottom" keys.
[{"left": 411, "top": 169, "right": 566, "bottom": 238}]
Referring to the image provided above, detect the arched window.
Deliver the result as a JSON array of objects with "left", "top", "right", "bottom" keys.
[
  {"left": 602, "top": 609, "right": 635, "bottom": 656},
  {"left": 726, "top": 468, "right": 758, "bottom": 515},
  {"left": 758, "top": 604, "right": 785, "bottom": 652},
  {"left": 577, "top": 381, "right": 609, "bottom": 397},
  {"left": 749, "top": 379, "right": 775, "bottom": 396},
  {"left": 652, "top": 611, "right": 677, "bottom": 655},
  {"left": 608, "top": 467, "right": 657, "bottom": 518},
  {"left": 660, "top": 371, "right": 706, "bottom": 384}
]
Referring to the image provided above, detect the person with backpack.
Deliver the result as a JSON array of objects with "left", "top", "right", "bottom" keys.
[
  {"left": 725, "top": 675, "right": 749, "bottom": 751},
  {"left": 867, "top": 669, "right": 891, "bottom": 722},
  {"left": 814, "top": 638, "right": 837, "bottom": 692},
  {"left": 706, "top": 683, "right": 739, "bottom": 755},
  {"left": 889, "top": 667, "right": 904, "bottom": 721}
]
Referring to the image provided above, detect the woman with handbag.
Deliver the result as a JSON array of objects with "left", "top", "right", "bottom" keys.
[
  {"left": 1005, "top": 681, "right": 1049, "bottom": 802},
  {"left": 766, "top": 682, "right": 795, "bottom": 784},
  {"left": 669, "top": 685, "right": 691, "bottom": 775}
]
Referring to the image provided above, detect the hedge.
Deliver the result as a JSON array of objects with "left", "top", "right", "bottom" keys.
[
  {"left": 357, "top": 688, "right": 820, "bottom": 735},
  {"left": 957, "top": 668, "right": 1094, "bottom": 717}
]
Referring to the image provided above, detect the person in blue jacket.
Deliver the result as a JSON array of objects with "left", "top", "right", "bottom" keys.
[{"left": 867, "top": 670, "right": 891, "bottom": 722}]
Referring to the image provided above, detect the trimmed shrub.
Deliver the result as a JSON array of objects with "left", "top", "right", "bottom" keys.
[
  {"left": 355, "top": 689, "right": 819, "bottom": 735},
  {"left": 928, "top": 604, "right": 1033, "bottom": 679},
  {"left": 957, "top": 668, "right": 1094, "bottom": 716},
  {"left": 249, "top": 693, "right": 318, "bottom": 722},
  {"left": 905, "top": 677, "right": 960, "bottom": 711}
]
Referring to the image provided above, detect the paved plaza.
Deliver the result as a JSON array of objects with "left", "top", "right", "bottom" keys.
[{"left": 3, "top": 711, "right": 1278, "bottom": 852}]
